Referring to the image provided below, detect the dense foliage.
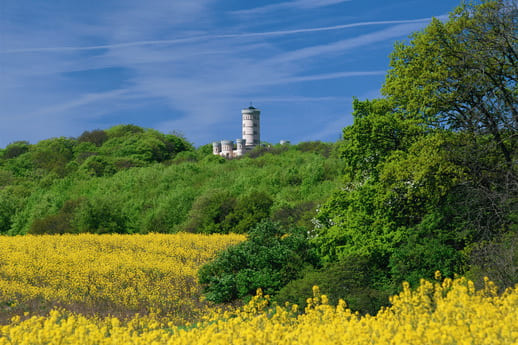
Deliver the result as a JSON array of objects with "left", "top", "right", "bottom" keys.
[
  {"left": 198, "top": 220, "right": 317, "bottom": 303},
  {"left": 311, "top": 0, "right": 517, "bottom": 304},
  {"left": 198, "top": 0, "right": 516, "bottom": 309},
  {"left": 0, "top": 127, "right": 342, "bottom": 236}
]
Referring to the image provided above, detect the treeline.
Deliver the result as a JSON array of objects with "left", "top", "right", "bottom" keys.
[
  {"left": 0, "top": 128, "right": 343, "bottom": 236},
  {"left": 198, "top": 0, "right": 517, "bottom": 314}
]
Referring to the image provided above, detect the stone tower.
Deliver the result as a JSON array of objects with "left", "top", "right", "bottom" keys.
[
  {"left": 212, "top": 141, "right": 221, "bottom": 155},
  {"left": 241, "top": 105, "right": 260, "bottom": 148}
]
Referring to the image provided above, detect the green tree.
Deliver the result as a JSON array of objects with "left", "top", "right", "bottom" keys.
[
  {"left": 339, "top": 98, "right": 426, "bottom": 181},
  {"left": 79, "top": 156, "right": 116, "bottom": 177},
  {"left": 383, "top": 0, "right": 517, "bottom": 165},
  {"left": 315, "top": 0, "right": 517, "bottom": 293},
  {"left": 182, "top": 189, "right": 236, "bottom": 233},
  {"left": 3, "top": 141, "right": 30, "bottom": 159},
  {"left": 221, "top": 191, "right": 273, "bottom": 233},
  {"left": 198, "top": 220, "right": 317, "bottom": 303},
  {"left": 29, "top": 137, "right": 76, "bottom": 176},
  {"left": 78, "top": 129, "right": 108, "bottom": 146},
  {"left": 100, "top": 127, "right": 193, "bottom": 163}
]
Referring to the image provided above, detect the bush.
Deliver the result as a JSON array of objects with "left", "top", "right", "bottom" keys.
[
  {"left": 295, "top": 141, "right": 333, "bottom": 157},
  {"left": 276, "top": 255, "right": 391, "bottom": 315},
  {"left": 271, "top": 201, "right": 316, "bottom": 230},
  {"left": 74, "top": 198, "right": 132, "bottom": 234},
  {"left": 182, "top": 189, "right": 236, "bottom": 233},
  {"left": 105, "top": 124, "right": 145, "bottom": 138},
  {"left": 198, "top": 220, "right": 317, "bottom": 303},
  {"left": 221, "top": 191, "right": 273, "bottom": 233},
  {"left": 79, "top": 156, "right": 116, "bottom": 177},
  {"left": 246, "top": 145, "right": 289, "bottom": 158},
  {"left": 389, "top": 235, "right": 463, "bottom": 287},
  {"left": 30, "top": 138, "right": 76, "bottom": 176},
  {"left": 465, "top": 230, "right": 518, "bottom": 290},
  {"left": 3, "top": 141, "right": 30, "bottom": 159},
  {"left": 28, "top": 198, "right": 85, "bottom": 234}
]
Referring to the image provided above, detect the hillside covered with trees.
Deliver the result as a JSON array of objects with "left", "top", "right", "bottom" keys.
[{"left": 0, "top": 125, "right": 343, "bottom": 236}]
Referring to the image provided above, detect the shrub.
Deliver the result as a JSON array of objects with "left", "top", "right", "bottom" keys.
[
  {"left": 295, "top": 141, "right": 333, "bottom": 157},
  {"left": 3, "top": 141, "right": 30, "bottom": 159},
  {"left": 275, "top": 255, "right": 391, "bottom": 315},
  {"left": 28, "top": 198, "right": 85, "bottom": 234},
  {"left": 221, "top": 191, "right": 273, "bottom": 233},
  {"left": 79, "top": 156, "right": 116, "bottom": 177},
  {"left": 198, "top": 220, "right": 317, "bottom": 303},
  {"left": 182, "top": 189, "right": 236, "bottom": 233}
]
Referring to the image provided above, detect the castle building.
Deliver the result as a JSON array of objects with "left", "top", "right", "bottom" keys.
[{"left": 213, "top": 105, "right": 261, "bottom": 158}]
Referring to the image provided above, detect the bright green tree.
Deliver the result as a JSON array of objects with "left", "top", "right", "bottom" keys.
[{"left": 383, "top": 0, "right": 517, "bottom": 164}]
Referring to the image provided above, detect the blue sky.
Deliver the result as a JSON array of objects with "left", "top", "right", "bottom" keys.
[{"left": 0, "top": 0, "right": 459, "bottom": 148}]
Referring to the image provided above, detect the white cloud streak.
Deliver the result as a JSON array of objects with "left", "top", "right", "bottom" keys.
[
  {"left": 2, "top": 17, "right": 438, "bottom": 55},
  {"left": 256, "top": 96, "right": 343, "bottom": 102},
  {"left": 267, "top": 22, "right": 430, "bottom": 64},
  {"left": 231, "top": 0, "right": 351, "bottom": 16},
  {"left": 30, "top": 89, "right": 130, "bottom": 117},
  {"left": 265, "top": 70, "right": 387, "bottom": 84}
]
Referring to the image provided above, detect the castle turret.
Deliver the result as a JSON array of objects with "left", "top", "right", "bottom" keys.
[
  {"left": 235, "top": 138, "right": 245, "bottom": 156},
  {"left": 221, "top": 140, "right": 234, "bottom": 158},
  {"left": 212, "top": 141, "right": 222, "bottom": 155},
  {"left": 242, "top": 106, "right": 260, "bottom": 148}
]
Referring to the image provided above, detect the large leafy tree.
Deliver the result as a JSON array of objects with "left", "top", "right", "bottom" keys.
[
  {"left": 383, "top": 0, "right": 517, "bottom": 238},
  {"left": 383, "top": 0, "right": 517, "bottom": 165},
  {"left": 314, "top": 0, "right": 517, "bottom": 290}
]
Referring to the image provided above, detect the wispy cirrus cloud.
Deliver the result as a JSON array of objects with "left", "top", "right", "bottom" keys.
[
  {"left": 266, "top": 22, "right": 431, "bottom": 64},
  {"left": 27, "top": 89, "right": 130, "bottom": 118},
  {"left": 1, "top": 18, "right": 437, "bottom": 55},
  {"left": 231, "top": 0, "right": 351, "bottom": 16},
  {"left": 265, "top": 70, "right": 386, "bottom": 85}
]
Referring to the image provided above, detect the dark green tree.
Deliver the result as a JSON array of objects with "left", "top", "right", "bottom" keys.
[
  {"left": 221, "top": 191, "right": 273, "bottom": 233},
  {"left": 198, "top": 220, "right": 317, "bottom": 303},
  {"left": 78, "top": 129, "right": 108, "bottom": 146},
  {"left": 30, "top": 137, "right": 76, "bottom": 176},
  {"left": 3, "top": 141, "right": 30, "bottom": 159}
]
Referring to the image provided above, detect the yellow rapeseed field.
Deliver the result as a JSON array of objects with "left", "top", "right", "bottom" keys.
[
  {"left": 0, "top": 233, "right": 244, "bottom": 323},
  {"left": 0, "top": 234, "right": 516, "bottom": 344},
  {"left": 0, "top": 276, "right": 516, "bottom": 344}
]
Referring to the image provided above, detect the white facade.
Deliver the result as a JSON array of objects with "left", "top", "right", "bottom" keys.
[
  {"left": 242, "top": 106, "right": 260, "bottom": 148},
  {"left": 213, "top": 106, "right": 261, "bottom": 158},
  {"left": 235, "top": 138, "right": 245, "bottom": 156}
]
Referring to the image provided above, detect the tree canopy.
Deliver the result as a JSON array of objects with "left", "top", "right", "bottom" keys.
[
  {"left": 383, "top": 0, "right": 517, "bottom": 164},
  {"left": 313, "top": 0, "right": 517, "bottom": 296}
]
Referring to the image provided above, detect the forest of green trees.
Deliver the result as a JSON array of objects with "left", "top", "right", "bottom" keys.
[
  {"left": 1, "top": 0, "right": 516, "bottom": 315},
  {"left": 0, "top": 126, "right": 343, "bottom": 236}
]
